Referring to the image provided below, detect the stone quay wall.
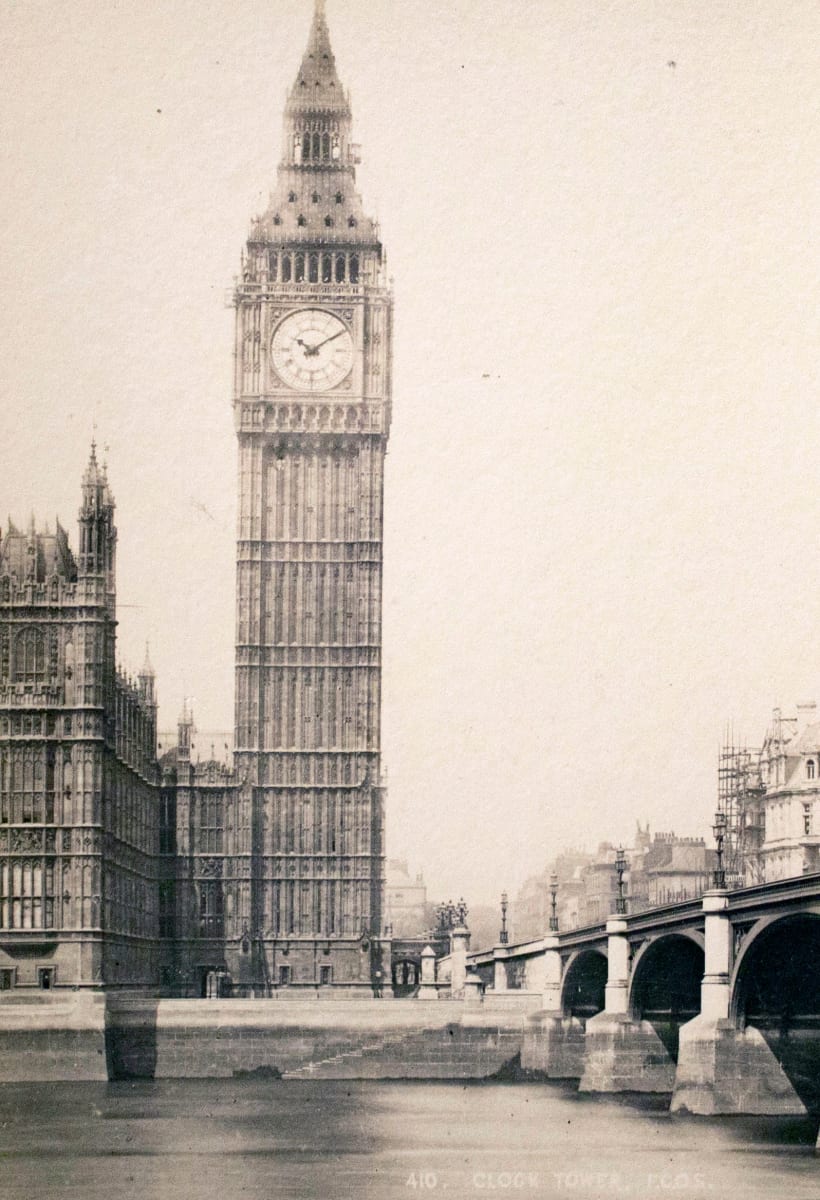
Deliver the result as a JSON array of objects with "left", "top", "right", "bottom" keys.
[{"left": 0, "top": 992, "right": 541, "bottom": 1083}]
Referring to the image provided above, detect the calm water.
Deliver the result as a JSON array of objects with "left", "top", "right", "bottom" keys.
[{"left": 0, "top": 1080, "right": 817, "bottom": 1200}]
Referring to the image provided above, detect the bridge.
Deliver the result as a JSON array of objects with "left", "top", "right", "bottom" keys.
[{"left": 464, "top": 873, "right": 820, "bottom": 1116}]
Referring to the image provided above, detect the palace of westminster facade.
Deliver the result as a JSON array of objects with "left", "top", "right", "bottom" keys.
[{"left": 0, "top": 2, "right": 392, "bottom": 996}]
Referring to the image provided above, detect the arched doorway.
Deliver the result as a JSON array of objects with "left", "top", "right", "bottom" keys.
[
  {"left": 391, "top": 957, "right": 421, "bottom": 998},
  {"left": 199, "top": 964, "right": 229, "bottom": 998},
  {"left": 630, "top": 935, "right": 704, "bottom": 1061}
]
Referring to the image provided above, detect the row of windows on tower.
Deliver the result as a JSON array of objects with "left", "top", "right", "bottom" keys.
[
  {"left": 275, "top": 211, "right": 357, "bottom": 232},
  {"left": 291, "top": 190, "right": 344, "bottom": 205},
  {"left": 267, "top": 251, "right": 360, "bottom": 285},
  {"left": 277, "top": 214, "right": 357, "bottom": 230},
  {"left": 293, "top": 132, "right": 341, "bottom": 163}
]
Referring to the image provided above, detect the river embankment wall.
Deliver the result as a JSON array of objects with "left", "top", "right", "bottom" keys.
[{"left": 0, "top": 992, "right": 540, "bottom": 1082}]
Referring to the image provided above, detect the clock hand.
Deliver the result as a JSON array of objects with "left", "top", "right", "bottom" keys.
[
  {"left": 295, "top": 336, "right": 321, "bottom": 358},
  {"left": 294, "top": 328, "right": 346, "bottom": 359},
  {"left": 312, "top": 328, "right": 348, "bottom": 352}
]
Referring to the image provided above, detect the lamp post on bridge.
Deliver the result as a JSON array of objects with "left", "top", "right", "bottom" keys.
[
  {"left": 499, "top": 891, "right": 509, "bottom": 945},
  {"left": 712, "top": 809, "right": 727, "bottom": 889},
  {"left": 615, "top": 846, "right": 628, "bottom": 915},
  {"left": 549, "top": 871, "right": 559, "bottom": 932}
]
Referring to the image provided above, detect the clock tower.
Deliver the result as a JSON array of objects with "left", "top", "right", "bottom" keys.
[{"left": 232, "top": 0, "right": 391, "bottom": 991}]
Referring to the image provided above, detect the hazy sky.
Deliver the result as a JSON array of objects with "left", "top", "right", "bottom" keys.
[{"left": 1, "top": 1, "right": 819, "bottom": 909}]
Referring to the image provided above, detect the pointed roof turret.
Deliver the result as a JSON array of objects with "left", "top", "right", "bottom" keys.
[
  {"left": 80, "top": 439, "right": 114, "bottom": 512},
  {"left": 139, "top": 642, "right": 155, "bottom": 679},
  {"left": 83, "top": 439, "right": 101, "bottom": 487},
  {"left": 137, "top": 642, "right": 157, "bottom": 708},
  {"left": 288, "top": 0, "right": 348, "bottom": 115},
  {"left": 248, "top": 0, "right": 380, "bottom": 252}
]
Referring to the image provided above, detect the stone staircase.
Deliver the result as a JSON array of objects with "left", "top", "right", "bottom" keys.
[
  {"left": 283, "top": 1022, "right": 521, "bottom": 1080},
  {"left": 284, "top": 1026, "right": 421, "bottom": 1078}
]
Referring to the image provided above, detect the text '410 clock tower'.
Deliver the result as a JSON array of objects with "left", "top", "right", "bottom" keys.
[{"left": 232, "top": 0, "right": 392, "bottom": 991}]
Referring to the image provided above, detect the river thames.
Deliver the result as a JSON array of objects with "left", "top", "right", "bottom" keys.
[{"left": 0, "top": 1079, "right": 816, "bottom": 1200}]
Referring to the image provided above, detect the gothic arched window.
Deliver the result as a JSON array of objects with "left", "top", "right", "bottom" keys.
[
  {"left": 324, "top": 216, "right": 333, "bottom": 228},
  {"left": 322, "top": 254, "right": 333, "bottom": 283},
  {"left": 808, "top": 760, "right": 816, "bottom": 780},
  {"left": 312, "top": 132, "right": 321, "bottom": 160},
  {"left": 322, "top": 132, "right": 331, "bottom": 159},
  {"left": 294, "top": 253, "right": 305, "bottom": 282},
  {"left": 335, "top": 254, "right": 346, "bottom": 282},
  {"left": 348, "top": 216, "right": 357, "bottom": 228},
  {"left": 281, "top": 254, "right": 292, "bottom": 282},
  {"left": 335, "top": 191, "right": 343, "bottom": 205},
  {"left": 297, "top": 214, "right": 306, "bottom": 227},
  {"left": 14, "top": 629, "right": 46, "bottom": 684},
  {"left": 349, "top": 255, "right": 360, "bottom": 284},
  {"left": 309, "top": 254, "right": 319, "bottom": 283},
  {"left": 199, "top": 881, "right": 224, "bottom": 936},
  {"left": 302, "top": 132, "right": 311, "bottom": 161}
]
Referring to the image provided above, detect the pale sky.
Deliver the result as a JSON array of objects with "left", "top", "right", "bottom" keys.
[{"left": 1, "top": 1, "right": 819, "bottom": 908}]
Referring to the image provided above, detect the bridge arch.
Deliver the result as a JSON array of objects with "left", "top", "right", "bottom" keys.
[
  {"left": 730, "top": 911, "right": 820, "bottom": 1112},
  {"left": 730, "top": 910, "right": 820, "bottom": 1023},
  {"left": 560, "top": 948, "right": 607, "bottom": 1019},
  {"left": 628, "top": 932, "right": 704, "bottom": 1061}
]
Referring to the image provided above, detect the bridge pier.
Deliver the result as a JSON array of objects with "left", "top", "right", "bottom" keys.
[
  {"left": 579, "top": 918, "right": 676, "bottom": 1095},
  {"left": 672, "top": 893, "right": 807, "bottom": 1116},
  {"left": 521, "top": 936, "right": 586, "bottom": 1078},
  {"left": 417, "top": 945, "right": 439, "bottom": 1001},
  {"left": 493, "top": 945, "right": 508, "bottom": 992},
  {"left": 449, "top": 925, "right": 470, "bottom": 998}
]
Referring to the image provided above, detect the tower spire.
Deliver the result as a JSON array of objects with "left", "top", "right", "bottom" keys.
[
  {"left": 288, "top": 0, "right": 345, "bottom": 111},
  {"left": 78, "top": 440, "right": 116, "bottom": 589},
  {"left": 140, "top": 642, "right": 155, "bottom": 678},
  {"left": 138, "top": 642, "right": 157, "bottom": 708}
]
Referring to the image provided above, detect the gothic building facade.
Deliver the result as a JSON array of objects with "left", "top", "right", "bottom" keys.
[
  {"left": 0, "top": 452, "right": 160, "bottom": 991},
  {"left": 0, "top": 1, "right": 389, "bottom": 997}
]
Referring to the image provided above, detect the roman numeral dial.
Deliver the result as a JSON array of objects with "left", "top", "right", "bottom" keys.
[{"left": 271, "top": 308, "right": 354, "bottom": 392}]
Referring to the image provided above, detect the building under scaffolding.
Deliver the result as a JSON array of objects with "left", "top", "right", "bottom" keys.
[{"left": 718, "top": 732, "right": 766, "bottom": 885}]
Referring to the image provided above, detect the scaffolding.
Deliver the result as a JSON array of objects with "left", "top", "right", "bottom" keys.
[{"left": 717, "top": 730, "right": 766, "bottom": 886}]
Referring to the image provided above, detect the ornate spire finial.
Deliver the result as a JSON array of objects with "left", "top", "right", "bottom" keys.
[{"left": 140, "top": 641, "right": 155, "bottom": 677}]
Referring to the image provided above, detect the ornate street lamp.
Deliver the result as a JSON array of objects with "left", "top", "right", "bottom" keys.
[
  {"left": 549, "top": 871, "right": 559, "bottom": 932},
  {"left": 712, "top": 808, "right": 727, "bottom": 889},
  {"left": 499, "top": 890, "right": 509, "bottom": 945},
  {"left": 615, "top": 846, "right": 628, "bottom": 915}
]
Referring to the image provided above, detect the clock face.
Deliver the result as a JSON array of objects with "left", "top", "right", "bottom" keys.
[{"left": 271, "top": 309, "right": 354, "bottom": 392}]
